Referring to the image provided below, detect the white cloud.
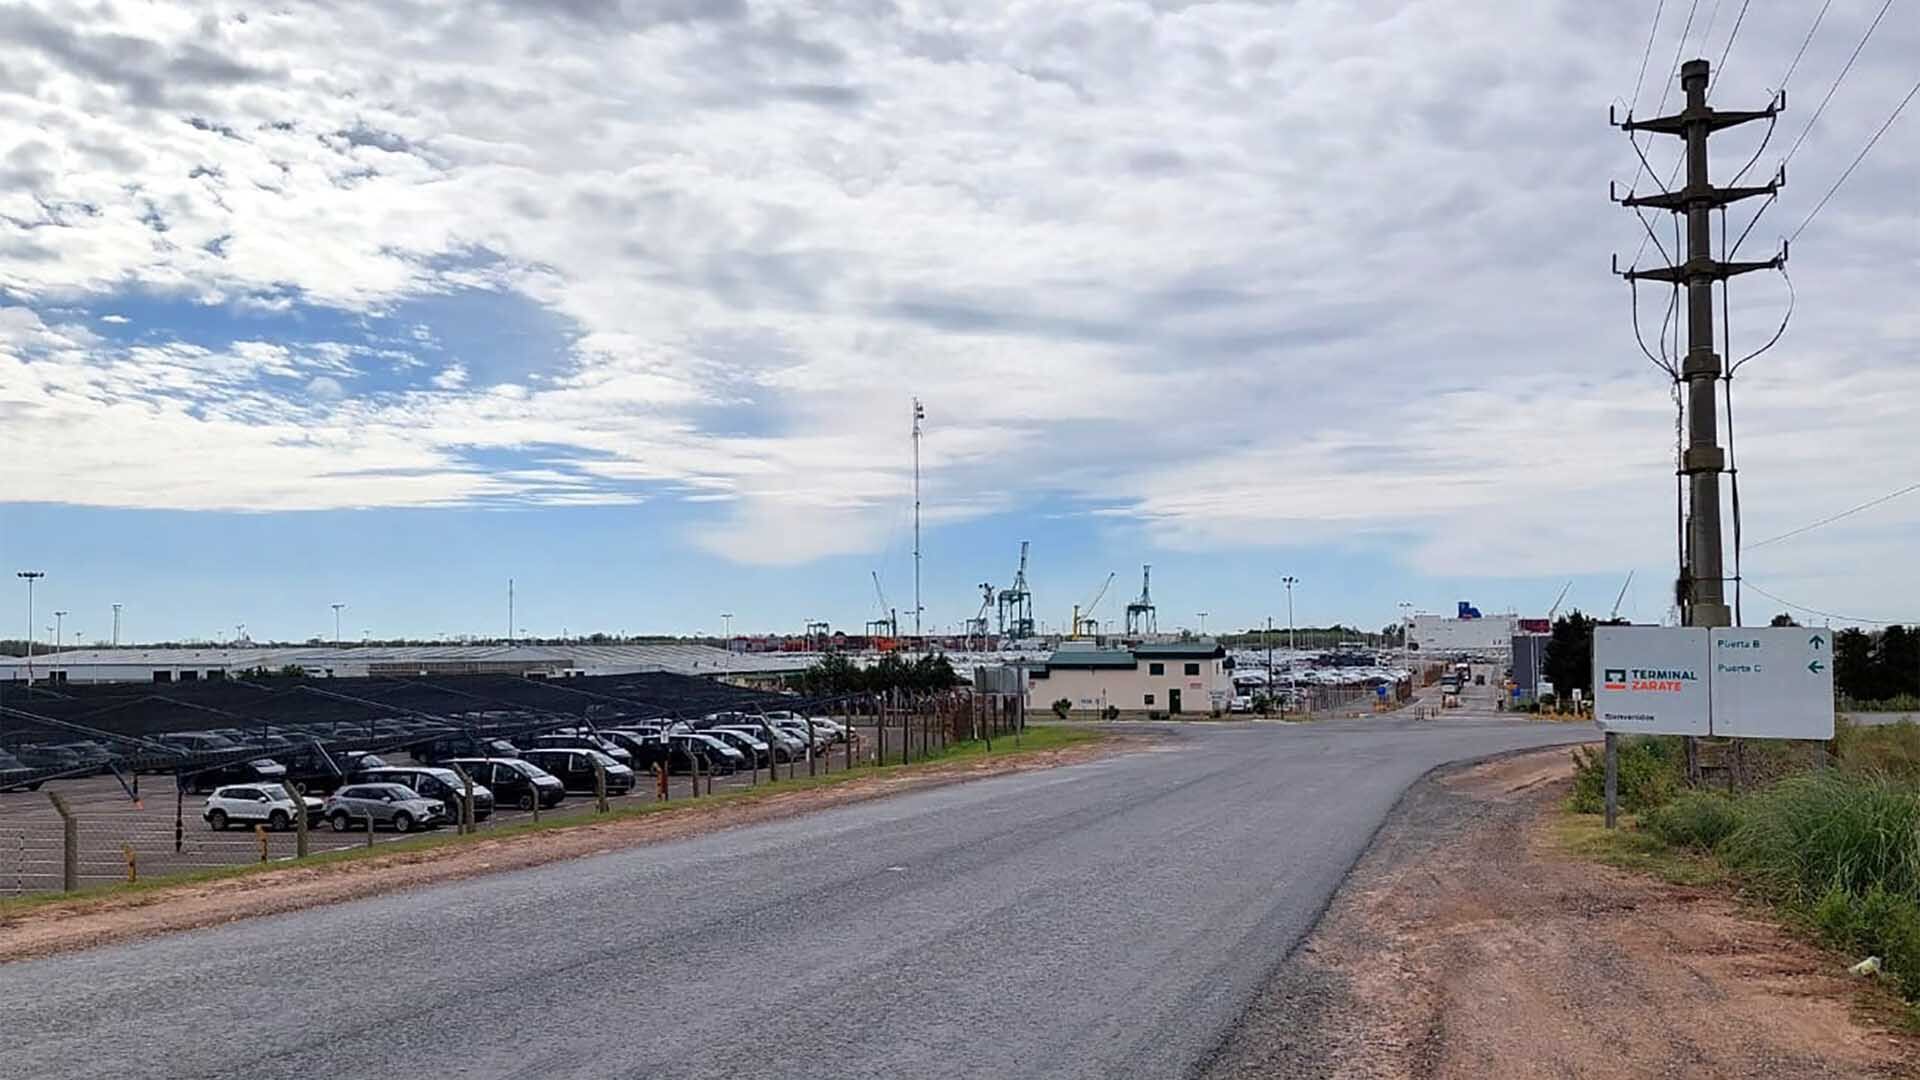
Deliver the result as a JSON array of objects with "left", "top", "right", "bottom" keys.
[{"left": 0, "top": 0, "right": 1915, "bottom": 612}]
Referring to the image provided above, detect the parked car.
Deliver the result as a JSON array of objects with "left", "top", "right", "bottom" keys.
[
  {"left": 10, "top": 744, "right": 87, "bottom": 774},
  {"left": 599, "top": 729, "right": 673, "bottom": 772},
  {"left": 0, "top": 748, "right": 40, "bottom": 791},
  {"left": 528, "top": 732, "right": 633, "bottom": 767},
  {"left": 769, "top": 721, "right": 831, "bottom": 754},
  {"left": 417, "top": 736, "right": 521, "bottom": 762},
  {"left": 667, "top": 733, "right": 744, "bottom": 775},
  {"left": 322, "top": 782, "right": 447, "bottom": 833},
  {"left": 444, "top": 757, "right": 566, "bottom": 811},
  {"left": 701, "top": 728, "right": 770, "bottom": 768},
  {"left": 350, "top": 765, "right": 495, "bottom": 821},
  {"left": 183, "top": 757, "right": 289, "bottom": 794},
  {"left": 717, "top": 724, "right": 803, "bottom": 763},
  {"left": 519, "top": 748, "right": 636, "bottom": 795},
  {"left": 203, "top": 783, "right": 324, "bottom": 831},
  {"left": 154, "top": 731, "right": 241, "bottom": 754},
  {"left": 763, "top": 711, "right": 848, "bottom": 744}
]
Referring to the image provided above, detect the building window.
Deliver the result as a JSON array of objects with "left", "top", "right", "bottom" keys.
[
  {"left": 152, "top": 670, "right": 172, "bottom": 683},
  {"left": 1184, "top": 662, "right": 1200, "bottom": 676},
  {"left": 1143, "top": 693, "right": 1155, "bottom": 706},
  {"left": 1149, "top": 662, "right": 1165, "bottom": 676}
]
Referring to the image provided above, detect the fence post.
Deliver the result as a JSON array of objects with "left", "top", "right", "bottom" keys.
[
  {"left": 877, "top": 702, "right": 886, "bottom": 766},
  {"left": 256, "top": 824, "right": 269, "bottom": 863},
  {"left": 282, "top": 780, "right": 309, "bottom": 858},
  {"left": 807, "top": 716, "right": 816, "bottom": 777},
  {"left": 656, "top": 761, "right": 669, "bottom": 802},
  {"left": 1603, "top": 732, "right": 1619, "bottom": 830},
  {"left": 47, "top": 791, "right": 77, "bottom": 893},
  {"left": 122, "top": 843, "right": 137, "bottom": 883},
  {"left": 690, "top": 751, "right": 701, "bottom": 799},
  {"left": 174, "top": 783, "right": 184, "bottom": 854},
  {"left": 365, "top": 810, "right": 376, "bottom": 848},
  {"left": 594, "top": 762, "right": 609, "bottom": 813},
  {"left": 461, "top": 767, "right": 476, "bottom": 834}
]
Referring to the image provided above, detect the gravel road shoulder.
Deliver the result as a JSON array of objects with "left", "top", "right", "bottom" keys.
[
  {"left": 1199, "top": 747, "right": 1920, "bottom": 1079},
  {"left": 0, "top": 734, "right": 1131, "bottom": 965}
]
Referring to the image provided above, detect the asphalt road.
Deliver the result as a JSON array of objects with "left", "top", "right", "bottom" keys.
[{"left": 0, "top": 708, "right": 1591, "bottom": 1079}]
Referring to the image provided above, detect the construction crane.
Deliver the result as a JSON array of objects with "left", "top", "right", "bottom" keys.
[
  {"left": 1071, "top": 572, "right": 1116, "bottom": 639},
  {"left": 964, "top": 582, "right": 994, "bottom": 649},
  {"left": 1124, "top": 564, "right": 1156, "bottom": 636},
  {"left": 866, "top": 570, "right": 898, "bottom": 641},
  {"left": 995, "top": 541, "right": 1034, "bottom": 639},
  {"left": 1545, "top": 580, "right": 1573, "bottom": 621},
  {"left": 1607, "top": 571, "right": 1635, "bottom": 622}
]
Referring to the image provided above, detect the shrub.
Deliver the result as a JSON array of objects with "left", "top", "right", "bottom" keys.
[
  {"left": 1808, "top": 883, "right": 1920, "bottom": 1001},
  {"left": 1569, "top": 736, "right": 1684, "bottom": 814},
  {"left": 1102, "top": 705, "right": 1119, "bottom": 721},
  {"left": 1051, "top": 698, "right": 1072, "bottom": 719},
  {"left": 1642, "top": 792, "right": 1743, "bottom": 851}
]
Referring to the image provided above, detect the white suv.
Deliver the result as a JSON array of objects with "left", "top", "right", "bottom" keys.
[{"left": 202, "top": 783, "right": 322, "bottom": 831}]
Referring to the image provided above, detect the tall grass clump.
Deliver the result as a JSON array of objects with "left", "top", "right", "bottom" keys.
[
  {"left": 1642, "top": 791, "right": 1744, "bottom": 852},
  {"left": 1569, "top": 736, "right": 1684, "bottom": 814},
  {"left": 1719, "top": 771, "right": 1920, "bottom": 901},
  {"left": 1834, "top": 717, "right": 1920, "bottom": 781}
]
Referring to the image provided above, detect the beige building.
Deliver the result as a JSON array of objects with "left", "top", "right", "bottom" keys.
[{"left": 1028, "top": 640, "right": 1233, "bottom": 716}]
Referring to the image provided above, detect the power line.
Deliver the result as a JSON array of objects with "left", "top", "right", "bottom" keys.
[
  {"left": 1782, "top": 0, "right": 1899, "bottom": 165},
  {"left": 1748, "top": 481, "right": 1920, "bottom": 550},
  {"left": 1743, "top": 581, "right": 1895, "bottom": 626},
  {"left": 1781, "top": 0, "right": 1838, "bottom": 88},
  {"left": 1629, "top": 0, "right": 1669, "bottom": 114},
  {"left": 1708, "top": 0, "right": 1751, "bottom": 90},
  {"left": 1791, "top": 77, "right": 1920, "bottom": 242}
]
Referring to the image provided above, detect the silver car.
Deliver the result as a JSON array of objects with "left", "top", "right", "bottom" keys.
[{"left": 322, "top": 782, "right": 446, "bottom": 834}]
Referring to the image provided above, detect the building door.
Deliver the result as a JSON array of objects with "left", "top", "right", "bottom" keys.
[{"left": 1169, "top": 688, "right": 1182, "bottom": 714}]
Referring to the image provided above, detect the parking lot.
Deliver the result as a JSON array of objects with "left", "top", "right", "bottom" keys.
[{"left": 0, "top": 743, "right": 878, "bottom": 895}]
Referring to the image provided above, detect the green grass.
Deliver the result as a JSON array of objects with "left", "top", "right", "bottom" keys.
[
  {"left": 0, "top": 725, "right": 1102, "bottom": 918},
  {"left": 1567, "top": 736, "right": 1686, "bottom": 814},
  {"left": 1553, "top": 810, "right": 1726, "bottom": 886}
]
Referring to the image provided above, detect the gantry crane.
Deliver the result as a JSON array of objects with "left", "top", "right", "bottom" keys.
[
  {"left": 995, "top": 541, "right": 1034, "bottom": 639},
  {"left": 866, "top": 570, "right": 898, "bottom": 640},
  {"left": 964, "top": 582, "right": 994, "bottom": 649},
  {"left": 1124, "top": 564, "right": 1156, "bottom": 636}
]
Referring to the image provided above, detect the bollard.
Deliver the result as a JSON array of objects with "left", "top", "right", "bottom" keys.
[
  {"left": 47, "top": 791, "right": 78, "bottom": 893},
  {"left": 123, "top": 843, "right": 137, "bottom": 883},
  {"left": 594, "top": 762, "right": 609, "bottom": 814},
  {"left": 256, "top": 824, "right": 269, "bottom": 863}
]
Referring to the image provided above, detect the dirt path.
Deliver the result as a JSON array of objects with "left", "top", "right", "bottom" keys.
[
  {"left": 0, "top": 736, "right": 1125, "bottom": 965},
  {"left": 1202, "top": 748, "right": 1920, "bottom": 1079}
]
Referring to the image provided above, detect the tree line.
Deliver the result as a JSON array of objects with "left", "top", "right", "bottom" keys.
[{"left": 792, "top": 652, "right": 963, "bottom": 696}]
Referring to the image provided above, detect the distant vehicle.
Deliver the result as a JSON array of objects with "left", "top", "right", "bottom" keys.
[
  {"left": 768, "top": 720, "right": 831, "bottom": 754},
  {"left": 716, "top": 725, "right": 803, "bottom": 763},
  {"left": 183, "top": 757, "right": 288, "bottom": 794},
  {"left": 203, "top": 783, "right": 323, "bottom": 831},
  {"left": 322, "top": 783, "right": 446, "bottom": 833},
  {"left": 154, "top": 731, "right": 242, "bottom": 754},
  {"left": 519, "top": 748, "right": 636, "bottom": 795},
  {"left": 445, "top": 757, "right": 566, "bottom": 811},
  {"left": 351, "top": 765, "right": 495, "bottom": 821},
  {"left": 761, "top": 711, "right": 846, "bottom": 743},
  {"left": 10, "top": 744, "right": 86, "bottom": 774},
  {"left": 1229, "top": 695, "right": 1253, "bottom": 713},
  {"left": 0, "top": 749, "right": 41, "bottom": 791},
  {"left": 1474, "top": 674, "right": 1486, "bottom": 686}
]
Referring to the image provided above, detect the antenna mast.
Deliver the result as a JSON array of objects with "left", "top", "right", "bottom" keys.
[{"left": 912, "top": 397, "right": 924, "bottom": 645}]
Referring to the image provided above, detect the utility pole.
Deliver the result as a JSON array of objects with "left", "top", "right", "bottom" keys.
[
  {"left": 1282, "top": 576, "right": 1299, "bottom": 709},
  {"left": 111, "top": 602, "right": 122, "bottom": 647},
  {"left": 1616, "top": 58, "right": 1785, "bottom": 630},
  {"left": 507, "top": 578, "right": 514, "bottom": 646},
  {"left": 911, "top": 398, "right": 924, "bottom": 646},
  {"left": 17, "top": 571, "right": 44, "bottom": 682}
]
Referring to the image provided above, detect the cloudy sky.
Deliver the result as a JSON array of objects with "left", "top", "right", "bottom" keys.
[{"left": 0, "top": 0, "right": 1915, "bottom": 644}]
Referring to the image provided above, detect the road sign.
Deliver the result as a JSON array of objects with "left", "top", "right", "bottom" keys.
[
  {"left": 1592, "top": 626, "right": 1711, "bottom": 735},
  {"left": 1709, "top": 628, "right": 1836, "bottom": 739}
]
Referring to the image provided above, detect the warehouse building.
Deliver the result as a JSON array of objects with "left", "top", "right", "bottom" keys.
[{"left": 1027, "top": 640, "right": 1233, "bottom": 716}]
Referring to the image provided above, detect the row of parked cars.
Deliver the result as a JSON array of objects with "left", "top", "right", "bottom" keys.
[{"left": 193, "top": 711, "right": 851, "bottom": 833}]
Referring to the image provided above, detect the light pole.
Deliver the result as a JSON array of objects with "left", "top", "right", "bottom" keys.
[
  {"left": 112, "top": 602, "right": 122, "bottom": 647},
  {"left": 16, "top": 571, "right": 44, "bottom": 681},
  {"left": 235, "top": 623, "right": 245, "bottom": 646},
  {"left": 53, "top": 610, "right": 66, "bottom": 655},
  {"left": 331, "top": 603, "right": 345, "bottom": 648},
  {"left": 1197, "top": 611, "right": 1208, "bottom": 636},
  {"left": 721, "top": 613, "right": 734, "bottom": 678},
  {"left": 1282, "top": 576, "right": 1299, "bottom": 709}
]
